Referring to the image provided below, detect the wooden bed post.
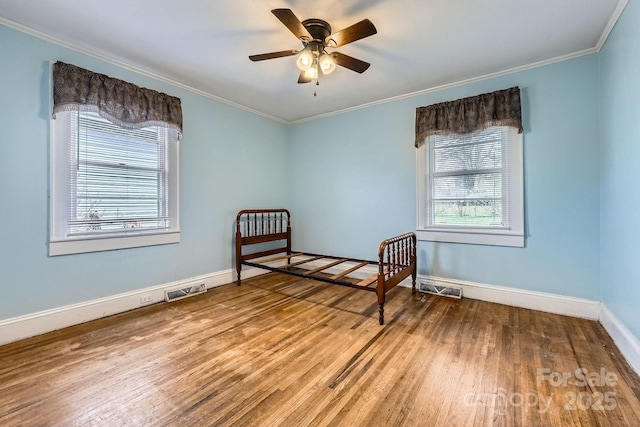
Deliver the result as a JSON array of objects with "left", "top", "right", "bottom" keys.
[
  {"left": 285, "top": 210, "right": 292, "bottom": 264},
  {"left": 411, "top": 233, "right": 417, "bottom": 294},
  {"left": 377, "top": 240, "right": 387, "bottom": 325},
  {"left": 377, "top": 281, "right": 385, "bottom": 325},
  {"left": 235, "top": 212, "right": 243, "bottom": 286}
]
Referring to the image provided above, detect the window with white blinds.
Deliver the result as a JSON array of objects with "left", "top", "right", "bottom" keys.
[
  {"left": 70, "top": 111, "right": 170, "bottom": 234},
  {"left": 416, "top": 126, "right": 524, "bottom": 247},
  {"left": 50, "top": 110, "right": 180, "bottom": 255}
]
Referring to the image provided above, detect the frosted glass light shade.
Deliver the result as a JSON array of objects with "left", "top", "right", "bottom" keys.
[
  {"left": 319, "top": 53, "right": 336, "bottom": 75},
  {"left": 296, "top": 50, "right": 314, "bottom": 71},
  {"left": 304, "top": 65, "right": 318, "bottom": 79}
]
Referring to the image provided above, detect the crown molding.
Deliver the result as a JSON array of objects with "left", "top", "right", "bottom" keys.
[
  {"left": 0, "top": 17, "right": 288, "bottom": 125},
  {"left": 289, "top": 47, "right": 599, "bottom": 125},
  {"left": 595, "top": 0, "right": 629, "bottom": 51},
  {"left": 290, "top": 0, "right": 628, "bottom": 124}
]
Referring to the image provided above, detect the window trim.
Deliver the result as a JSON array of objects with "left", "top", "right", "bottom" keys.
[
  {"left": 49, "top": 232, "right": 181, "bottom": 256},
  {"left": 49, "top": 111, "right": 181, "bottom": 256},
  {"left": 416, "top": 127, "right": 524, "bottom": 247}
]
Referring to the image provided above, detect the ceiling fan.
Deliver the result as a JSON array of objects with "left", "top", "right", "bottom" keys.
[{"left": 249, "top": 9, "right": 377, "bottom": 85}]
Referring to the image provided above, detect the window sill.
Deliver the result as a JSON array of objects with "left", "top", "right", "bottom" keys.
[
  {"left": 416, "top": 229, "right": 524, "bottom": 247},
  {"left": 49, "top": 231, "right": 180, "bottom": 256}
]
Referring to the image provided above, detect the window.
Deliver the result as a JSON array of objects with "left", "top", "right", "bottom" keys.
[
  {"left": 50, "top": 110, "right": 180, "bottom": 255},
  {"left": 416, "top": 126, "right": 524, "bottom": 247}
]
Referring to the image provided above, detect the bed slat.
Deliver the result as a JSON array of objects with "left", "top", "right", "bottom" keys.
[
  {"left": 329, "top": 261, "right": 371, "bottom": 280},
  {"left": 252, "top": 253, "right": 304, "bottom": 265},
  {"left": 355, "top": 274, "right": 379, "bottom": 288},
  {"left": 303, "top": 258, "right": 348, "bottom": 275},
  {"left": 280, "top": 255, "right": 325, "bottom": 269}
]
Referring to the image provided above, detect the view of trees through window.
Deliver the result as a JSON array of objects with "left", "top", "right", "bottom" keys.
[{"left": 429, "top": 127, "right": 507, "bottom": 227}]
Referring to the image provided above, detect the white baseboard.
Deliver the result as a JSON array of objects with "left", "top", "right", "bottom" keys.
[
  {"left": 244, "top": 260, "right": 598, "bottom": 320},
  {"left": 599, "top": 305, "right": 640, "bottom": 375},
  {"left": 418, "top": 277, "right": 640, "bottom": 375},
  {"left": 418, "top": 275, "right": 601, "bottom": 320},
  {"left": 0, "top": 268, "right": 264, "bottom": 346},
  {"left": 0, "top": 263, "right": 301, "bottom": 346}
]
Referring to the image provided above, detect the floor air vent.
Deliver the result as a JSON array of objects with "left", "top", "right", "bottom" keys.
[
  {"left": 165, "top": 283, "right": 207, "bottom": 302},
  {"left": 419, "top": 281, "right": 463, "bottom": 299}
]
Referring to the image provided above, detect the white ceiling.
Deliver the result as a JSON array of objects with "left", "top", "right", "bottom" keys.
[{"left": 0, "top": 0, "right": 625, "bottom": 123}]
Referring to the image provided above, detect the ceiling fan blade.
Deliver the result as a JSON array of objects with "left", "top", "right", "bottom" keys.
[
  {"left": 271, "top": 9, "right": 313, "bottom": 41},
  {"left": 249, "top": 49, "right": 299, "bottom": 62},
  {"left": 331, "top": 52, "right": 371, "bottom": 73},
  {"left": 326, "top": 19, "right": 377, "bottom": 47},
  {"left": 298, "top": 71, "right": 312, "bottom": 84}
]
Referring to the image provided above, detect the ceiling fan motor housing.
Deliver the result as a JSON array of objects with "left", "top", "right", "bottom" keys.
[{"left": 301, "top": 19, "right": 332, "bottom": 45}]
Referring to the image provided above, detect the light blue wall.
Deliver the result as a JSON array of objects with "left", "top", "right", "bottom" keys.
[
  {"left": 600, "top": 0, "right": 640, "bottom": 338},
  {"left": 0, "top": 25, "right": 289, "bottom": 320},
  {"left": 288, "top": 55, "right": 602, "bottom": 300}
]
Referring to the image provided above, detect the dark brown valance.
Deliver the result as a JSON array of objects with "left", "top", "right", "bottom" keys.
[
  {"left": 52, "top": 61, "right": 183, "bottom": 137},
  {"left": 415, "top": 86, "right": 522, "bottom": 148}
]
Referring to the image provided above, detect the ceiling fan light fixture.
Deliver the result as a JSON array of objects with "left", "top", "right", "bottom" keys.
[
  {"left": 319, "top": 53, "right": 336, "bottom": 75},
  {"left": 296, "top": 49, "right": 314, "bottom": 71},
  {"left": 249, "top": 9, "right": 377, "bottom": 88}
]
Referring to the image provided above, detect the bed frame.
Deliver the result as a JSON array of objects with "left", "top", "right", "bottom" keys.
[{"left": 235, "top": 209, "right": 417, "bottom": 325}]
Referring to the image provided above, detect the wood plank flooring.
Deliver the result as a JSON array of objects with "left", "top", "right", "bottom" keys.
[{"left": 1, "top": 273, "right": 640, "bottom": 426}]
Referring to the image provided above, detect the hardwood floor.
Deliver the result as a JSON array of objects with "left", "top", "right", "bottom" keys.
[{"left": 1, "top": 273, "right": 640, "bottom": 426}]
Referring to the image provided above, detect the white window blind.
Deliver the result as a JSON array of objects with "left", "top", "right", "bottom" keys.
[
  {"left": 68, "top": 111, "right": 170, "bottom": 235},
  {"left": 427, "top": 127, "right": 508, "bottom": 228}
]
